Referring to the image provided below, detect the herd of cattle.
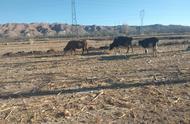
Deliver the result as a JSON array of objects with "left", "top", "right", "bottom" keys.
[{"left": 63, "top": 36, "right": 159, "bottom": 56}]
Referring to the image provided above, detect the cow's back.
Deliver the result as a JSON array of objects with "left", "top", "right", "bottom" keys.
[
  {"left": 139, "top": 37, "right": 158, "bottom": 48},
  {"left": 66, "top": 40, "right": 87, "bottom": 49},
  {"left": 114, "top": 36, "right": 132, "bottom": 46},
  {"left": 65, "top": 40, "right": 77, "bottom": 50}
]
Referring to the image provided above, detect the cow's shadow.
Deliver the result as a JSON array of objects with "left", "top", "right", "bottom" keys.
[
  {"left": 99, "top": 55, "right": 129, "bottom": 61},
  {"left": 99, "top": 53, "right": 152, "bottom": 61},
  {"left": 83, "top": 51, "right": 109, "bottom": 56},
  {"left": 0, "top": 78, "right": 189, "bottom": 99}
]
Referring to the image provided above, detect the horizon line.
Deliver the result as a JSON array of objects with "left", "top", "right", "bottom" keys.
[{"left": 0, "top": 22, "right": 190, "bottom": 27}]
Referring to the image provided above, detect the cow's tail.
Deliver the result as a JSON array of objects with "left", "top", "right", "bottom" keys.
[
  {"left": 155, "top": 39, "right": 159, "bottom": 50},
  {"left": 155, "top": 42, "right": 158, "bottom": 50},
  {"left": 131, "top": 44, "right": 134, "bottom": 53}
]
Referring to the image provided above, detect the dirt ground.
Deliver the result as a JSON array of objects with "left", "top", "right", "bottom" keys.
[{"left": 0, "top": 39, "right": 190, "bottom": 124}]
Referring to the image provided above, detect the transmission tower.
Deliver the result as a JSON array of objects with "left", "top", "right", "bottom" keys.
[
  {"left": 139, "top": 9, "right": 145, "bottom": 35},
  {"left": 71, "top": 0, "right": 79, "bottom": 38}
]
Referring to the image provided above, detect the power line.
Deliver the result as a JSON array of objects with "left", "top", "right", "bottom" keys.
[
  {"left": 139, "top": 9, "right": 145, "bottom": 35},
  {"left": 71, "top": 0, "right": 79, "bottom": 38}
]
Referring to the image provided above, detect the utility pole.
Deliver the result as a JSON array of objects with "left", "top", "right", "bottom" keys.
[
  {"left": 139, "top": 9, "right": 145, "bottom": 35},
  {"left": 71, "top": 0, "right": 79, "bottom": 39}
]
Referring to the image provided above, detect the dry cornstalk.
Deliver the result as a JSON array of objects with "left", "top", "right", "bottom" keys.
[
  {"left": 80, "top": 106, "right": 86, "bottom": 112},
  {"left": 78, "top": 91, "right": 104, "bottom": 114},
  {"left": 91, "top": 91, "right": 104, "bottom": 102},
  {"left": 119, "top": 113, "right": 126, "bottom": 119},
  {"left": 5, "top": 106, "right": 16, "bottom": 120},
  {"left": 0, "top": 107, "right": 12, "bottom": 112},
  {"left": 86, "top": 111, "right": 96, "bottom": 117}
]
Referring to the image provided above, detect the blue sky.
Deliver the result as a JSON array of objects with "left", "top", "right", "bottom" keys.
[{"left": 0, "top": 0, "right": 189, "bottom": 26}]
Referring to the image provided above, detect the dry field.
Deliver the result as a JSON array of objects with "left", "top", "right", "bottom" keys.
[{"left": 0, "top": 39, "right": 190, "bottom": 124}]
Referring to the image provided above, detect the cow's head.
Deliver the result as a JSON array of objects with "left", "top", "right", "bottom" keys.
[
  {"left": 109, "top": 43, "right": 115, "bottom": 50},
  {"left": 63, "top": 47, "right": 69, "bottom": 52},
  {"left": 63, "top": 45, "right": 71, "bottom": 55}
]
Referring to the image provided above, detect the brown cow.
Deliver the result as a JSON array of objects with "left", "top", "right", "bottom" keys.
[{"left": 63, "top": 40, "right": 88, "bottom": 55}]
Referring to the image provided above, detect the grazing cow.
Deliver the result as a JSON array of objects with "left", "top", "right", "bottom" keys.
[
  {"left": 109, "top": 36, "right": 133, "bottom": 54},
  {"left": 138, "top": 37, "right": 159, "bottom": 56},
  {"left": 64, "top": 40, "right": 88, "bottom": 55}
]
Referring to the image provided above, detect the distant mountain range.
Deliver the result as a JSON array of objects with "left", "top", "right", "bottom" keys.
[{"left": 0, "top": 23, "right": 190, "bottom": 39}]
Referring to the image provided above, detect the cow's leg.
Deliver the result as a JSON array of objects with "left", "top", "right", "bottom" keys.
[
  {"left": 116, "top": 47, "right": 120, "bottom": 54},
  {"left": 155, "top": 44, "right": 158, "bottom": 56},
  {"left": 63, "top": 51, "right": 67, "bottom": 56},
  {"left": 82, "top": 48, "right": 84, "bottom": 55},
  {"left": 153, "top": 47, "right": 156, "bottom": 57},
  {"left": 153, "top": 46, "right": 157, "bottom": 57},
  {"left": 113, "top": 48, "right": 116, "bottom": 55},
  {"left": 126, "top": 47, "right": 129, "bottom": 54},
  {"left": 131, "top": 45, "right": 134, "bottom": 53},
  {"left": 72, "top": 49, "right": 75, "bottom": 55},
  {"left": 145, "top": 49, "right": 148, "bottom": 54},
  {"left": 86, "top": 47, "right": 89, "bottom": 54},
  {"left": 83, "top": 47, "right": 88, "bottom": 54},
  {"left": 71, "top": 49, "right": 76, "bottom": 55},
  {"left": 155, "top": 48, "right": 157, "bottom": 57},
  {"left": 70, "top": 50, "right": 73, "bottom": 55}
]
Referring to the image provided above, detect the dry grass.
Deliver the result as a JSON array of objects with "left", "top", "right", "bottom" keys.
[{"left": 0, "top": 39, "right": 190, "bottom": 124}]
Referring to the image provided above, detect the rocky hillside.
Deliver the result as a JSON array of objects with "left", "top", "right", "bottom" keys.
[{"left": 0, "top": 23, "right": 190, "bottom": 39}]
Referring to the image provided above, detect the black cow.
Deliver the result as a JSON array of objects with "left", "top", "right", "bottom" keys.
[
  {"left": 64, "top": 40, "right": 88, "bottom": 55},
  {"left": 109, "top": 36, "right": 133, "bottom": 54},
  {"left": 138, "top": 37, "right": 159, "bottom": 56}
]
